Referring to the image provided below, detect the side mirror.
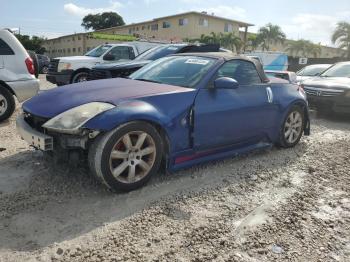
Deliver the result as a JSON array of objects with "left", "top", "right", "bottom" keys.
[
  {"left": 103, "top": 53, "right": 116, "bottom": 61},
  {"left": 214, "top": 77, "right": 239, "bottom": 89}
]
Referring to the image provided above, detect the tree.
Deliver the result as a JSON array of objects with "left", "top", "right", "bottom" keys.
[
  {"left": 332, "top": 21, "right": 350, "bottom": 58},
  {"left": 81, "top": 12, "right": 125, "bottom": 31},
  {"left": 15, "top": 34, "right": 46, "bottom": 54},
  {"left": 286, "top": 39, "right": 321, "bottom": 58},
  {"left": 245, "top": 34, "right": 260, "bottom": 51},
  {"left": 256, "top": 23, "right": 286, "bottom": 51}
]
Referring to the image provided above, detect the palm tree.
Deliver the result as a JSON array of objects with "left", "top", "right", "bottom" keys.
[
  {"left": 245, "top": 34, "right": 260, "bottom": 51},
  {"left": 286, "top": 39, "right": 322, "bottom": 58},
  {"left": 221, "top": 32, "right": 242, "bottom": 52},
  {"left": 256, "top": 23, "right": 286, "bottom": 51},
  {"left": 332, "top": 21, "right": 350, "bottom": 58}
]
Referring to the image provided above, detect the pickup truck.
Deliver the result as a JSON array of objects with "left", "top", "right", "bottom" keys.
[{"left": 46, "top": 42, "right": 159, "bottom": 86}]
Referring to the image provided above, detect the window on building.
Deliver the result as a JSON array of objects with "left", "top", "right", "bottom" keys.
[
  {"left": 199, "top": 18, "right": 208, "bottom": 27},
  {"left": 136, "top": 27, "right": 139, "bottom": 31},
  {"left": 0, "top": 38, "right": 15, "bottom": 55},
  {"left": 73, "top": 48, "right": 76, "bottom": 52},
  {"left": 78, "top": 47, "right": 81, "bottom": 52},
  {"left": 129, "top": 28, "right": 132, "bottom": 34},
  {"left": 87, "top": 47, "right": 91, "bottom": 51},
  {"left": 78, "top": 36, "right": 81, "bottom": 40},
  {"left": 72, "top": 37, "right": 75, "bottom": 41},
  {"left": 213, "top": 60, "right": 262, "bottom": 85},
  {"left": 224, "top": 23, "right": 233, "bottom": 32},
  {"left": 162, "top": 21, "right": 171, "bottom": 28},
  {"left": 67, "top": 48, "right": 71, "bottom": 53},
  {"left": 147, "top": 25, "right": 151, "bottom": 30},
  {"left": 151, "top": 24, "right": 158, "bottom": 31},
  {"left": 142, "top": 25, "right": 145, "bottom": 30},
  {"left": 179, "top": 18, "right": 189, "bottom": 26}
]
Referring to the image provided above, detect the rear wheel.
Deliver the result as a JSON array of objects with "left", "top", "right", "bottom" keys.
[
  {"left": 0, "top": 87, "right": 15, "bottom": 122},
  {"left": 88, "top": 121, "right": 163, "bottom": 191},
  {"left": 279, "top": 106, "right": 305, "bottom": 148}
]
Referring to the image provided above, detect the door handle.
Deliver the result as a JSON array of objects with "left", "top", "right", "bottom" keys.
[{"left": 266, "top": 87, "right": 273, "bottom": 103}]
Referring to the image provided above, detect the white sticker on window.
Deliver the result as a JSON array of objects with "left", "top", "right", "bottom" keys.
[
  {"left": 185, "top": 59, "right": 209, "bottom": 65},
  {"left": 167, "top": 47, "right": 178, "bottom": 50}
]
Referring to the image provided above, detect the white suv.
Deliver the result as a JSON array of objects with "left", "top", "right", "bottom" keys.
[{"left": 0, "top": 29, "right": 40, "bottom": 121}]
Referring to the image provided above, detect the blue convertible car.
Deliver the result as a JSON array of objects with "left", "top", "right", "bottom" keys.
[{"left": 17, "top": 53, "right": 310, "bottom": 191}]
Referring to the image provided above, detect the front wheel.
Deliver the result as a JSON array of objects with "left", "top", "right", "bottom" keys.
[
  {"left": 71, "top": 72, "right": 88, "bottom": 83},
  {"left": 279, "top": 106, "right": 305, "bottom": 148},
  {"left": 88, "top": 121, "right": 163, "bottom": 191}
]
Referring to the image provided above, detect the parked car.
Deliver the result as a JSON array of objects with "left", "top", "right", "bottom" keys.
[
  {"left": 296, "top": 64, "right": 332, "bottom": 83},
  {"left": 0, "top": 29, "right": 39, "bottom": 121},
  {"left": 37, "top": 54, "right": 50, "bottom": 74},
  {"left": 17, "top": 53, "right": 310, "bottom": 191},
  {"left": 46, "top": 42, "right": 159, "bottom": 86},
  {"left": 302, "top": 62, "right": 350, "bottom": 113},
  {"left": 88, "top": 44, "right": 228, "bottom": 80},
  {"left": 265, "top": 70, "right": 297, "bottom": 83},
  {"left": 245, "top": 51, "right": 288, "bottom": 71}
]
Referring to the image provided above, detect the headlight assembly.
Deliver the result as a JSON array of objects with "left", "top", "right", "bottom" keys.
[
  {"left": 57, "top": 62, "right": 72, "bottom": 72},
  {"left": 43, "top": 102, "right": 115, "bottom": 134}
]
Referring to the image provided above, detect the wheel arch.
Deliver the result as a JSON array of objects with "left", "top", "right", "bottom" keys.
[
  {"left": 0, "top": 81, "right": 16, "bottom": 96},
  {"left": 70, "top": 68, "right": 90, "bottom": 83},
  {"left": 287, "top": 99, "right": 310, "bottom": 136}
]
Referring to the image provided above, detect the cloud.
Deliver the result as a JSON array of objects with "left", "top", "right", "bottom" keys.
[
  {"left": 281, "top": 12, "right": 350, "bottom": 46},
  {"left": 64, "top": 1, "right": 123, "bottom": 17},
  {"left": 199, "top": 5, "right": 247, "bottom": 20}
]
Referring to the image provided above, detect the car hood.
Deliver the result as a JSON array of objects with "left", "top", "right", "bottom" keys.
[
  {"left": 93, "top": 60, "right": 152, "bottom": 70},
  {"left": 303, "top": 77, "right": 350, "bottom": 90},
  {"left": 23, "top": 78, "right": 195, "bottom": 118},
  {"left": 57, "top": 56, "right": 100, "bottom": 63}
]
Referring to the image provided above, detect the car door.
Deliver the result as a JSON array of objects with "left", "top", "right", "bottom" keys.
[{"left": 193, "top": 59, "right": 278, "bottom": 150}]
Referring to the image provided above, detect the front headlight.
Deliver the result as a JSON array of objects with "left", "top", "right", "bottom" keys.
[
  {"left": 57, "top": 62, "right": 71, "bottom": 72},
  {"left": 43, "top": 102, "right": 115, "bottom": 134}
]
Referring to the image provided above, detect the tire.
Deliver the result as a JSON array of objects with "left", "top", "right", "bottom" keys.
[
  {"left": 41, "top": 66, "right": 49, "bottom": 74},
  {"left": 88, "top": 121, "right": 163, "bottom": 192},
  {"left": 71, "top": 72, "right": 89, "bottom": 83},
  {"left": 279, "top": 105, "right": 305, "bottom": 148},
  {"left": 0, "top": 86, "right": 15, "bottom": 122}
]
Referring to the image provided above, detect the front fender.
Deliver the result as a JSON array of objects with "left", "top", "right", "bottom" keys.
[{"left": 84, "top": 100, "right": 172, "bottom": 131}]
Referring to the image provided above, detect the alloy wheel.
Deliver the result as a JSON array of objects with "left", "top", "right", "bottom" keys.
[
  {"left": 284, "top": 111, "right": 303, "bottom": 144},
  {"left": 0, "top": 94, "right": 8, "bottom": 116},
  {"left": 109, "top": 131, "right": 156, "bottom": 184}
]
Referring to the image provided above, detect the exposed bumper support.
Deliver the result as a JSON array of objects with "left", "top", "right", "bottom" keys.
[{"left": 16, "top": 115, "right": 53, "bottom": 151}]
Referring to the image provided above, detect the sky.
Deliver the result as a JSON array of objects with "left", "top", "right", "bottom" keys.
[{"left": 1, "top": 0, "right": 350, "bottom": 46}]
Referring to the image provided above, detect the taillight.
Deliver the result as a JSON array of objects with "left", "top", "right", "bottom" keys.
[{"left": 25, "top": 57, "right": 35, "bottom": 75}]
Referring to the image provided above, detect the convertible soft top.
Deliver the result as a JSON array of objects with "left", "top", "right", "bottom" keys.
[{"left": 172, "top": 52, "right": 270, "bottom": 83}]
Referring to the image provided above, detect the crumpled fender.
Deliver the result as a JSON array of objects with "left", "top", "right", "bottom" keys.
[{"left": 83, "top": 100, "right": 173, "bottom": 132}]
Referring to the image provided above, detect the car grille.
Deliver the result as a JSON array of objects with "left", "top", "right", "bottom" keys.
[
  {"left": 88, "top": 69, "right": 112, "bottom": 81},
  {"left": 23, "top": 111, "right": 49, "bottom": 133},
  {"left": 48, "top": 59, "right": 59, "bottom": 73},
  {"left": 304, "top": 86, "right": 344, "bottom": 97}
]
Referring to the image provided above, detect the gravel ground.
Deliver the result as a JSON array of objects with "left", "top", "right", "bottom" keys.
[{"left": 0, "top": 79, "right": 349, "bottom": 261}]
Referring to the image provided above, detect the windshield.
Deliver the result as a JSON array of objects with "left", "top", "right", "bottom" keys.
[
  {"left": 135, "top": 45, "right": 184, "bottom": 61},
  {"left": 85, "top": 45, "right": 112, "bottom": 57},
  {"left": 130, "top": 56, "right": 216, "bottom": 88},
  {"left": 297, "top": 65, "right": 330, "bottom": 76},
  {"left": 321, "top": 63, "right": 350, "bottom": 77}
]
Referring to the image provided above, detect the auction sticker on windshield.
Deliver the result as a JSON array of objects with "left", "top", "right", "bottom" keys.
[{"left": 185, "top": 59, "right": 210, "bottom": 65}]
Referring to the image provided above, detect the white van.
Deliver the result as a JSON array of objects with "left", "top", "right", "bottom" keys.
[{"left": 0, "top": 29, "right": 40, "bottom": 121}]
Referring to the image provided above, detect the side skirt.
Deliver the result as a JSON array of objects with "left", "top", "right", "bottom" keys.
[{"left": 168, "top": 141, "right": 273, "bottom": 172}]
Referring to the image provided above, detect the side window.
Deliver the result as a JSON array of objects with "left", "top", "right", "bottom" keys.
[
  {"left": 128, "top": 47, "right": 135, "bottom": 59},
  {"left": 0, "top": 39, "right": 15, "bottom": 55},
  {"left": 214, "top": 60, "right": 262, "bottom": 85},
  {"left": 108, "top": 46, "right": 133, "bottom": 60}
]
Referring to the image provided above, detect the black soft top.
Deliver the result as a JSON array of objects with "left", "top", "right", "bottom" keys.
[{"left": 172, "top": 52, "right": 269, "bottom": 83}]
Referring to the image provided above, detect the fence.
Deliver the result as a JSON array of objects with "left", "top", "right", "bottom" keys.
[{"left": 288, "top": 57, "right": 349, "bottom": 72}]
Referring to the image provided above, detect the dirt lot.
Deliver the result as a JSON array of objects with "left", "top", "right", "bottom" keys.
[{"left": 0, "top": 78, "right": 349, "bottom": 261}]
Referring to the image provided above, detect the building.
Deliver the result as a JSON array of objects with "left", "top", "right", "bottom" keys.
[
  {"left": 43, "top": 11, "right": 346, "bottom": 59},
  {"left": 43, "top": 11, "right": 253, "bottom": 58},
  {"left": 98, "top": 11, "right": 253, "bottom": 42}
]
